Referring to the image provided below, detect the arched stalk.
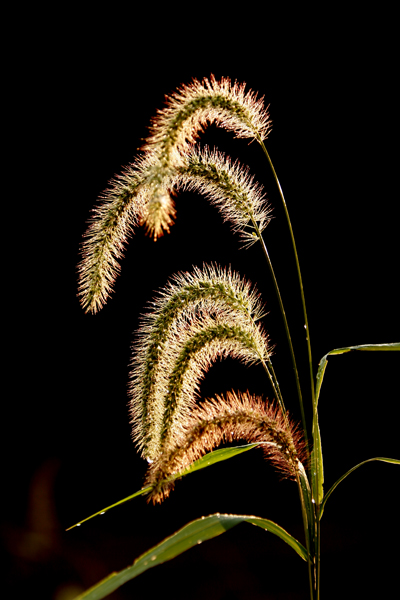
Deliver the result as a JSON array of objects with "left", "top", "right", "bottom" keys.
[
  {"left": 260, "top": 357, "right": 286, "bottom": 418},
  {"left": 256, "top": 137, "right": 319, "bottom": 599},
  {"left": 251, "top": 219, "right": 309, "bottom": 453},
  {"left": 257, "top": 136, "right": 315, "bottom": 412}
]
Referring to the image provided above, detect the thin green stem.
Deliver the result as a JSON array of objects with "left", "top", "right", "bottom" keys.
[
  {"left": 252, "top": 220, "right": 309, "bottom": 452},
  {"left": 248, "top": 309, "right": 286, "bottom": 417},
  {"left": 260, "top": 357, "right": 286, "bottom": 417},
  {"left": 296, "top": 469, "right": 314, "bottom": 600},
  {"left": 257, "top": 138, "right": 321, "bottom": 597},
  {"left": 262, "top": 358, "right": 285, "bottom": 413},
  {"left": 257, "top": 137, "right": 316, "bottom": 412},
  {"left": 315, "top": 505, "right": 321, "bottom": 600}
]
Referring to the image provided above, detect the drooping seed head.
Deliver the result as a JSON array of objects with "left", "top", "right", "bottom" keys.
[
  {"left": 129, "top": 265, "right": 270, "bottom": 462},
  {"left": 144, "top": 391, "right": 306, "bottom": 504},
  {"left": 142, "top": 75, "right": 272, "bottom": 239},
  {"left": 175, "top": 146, "right": 272, "bottom": 246},
  {"left": 77, "top": 152, "right": 156, "bottom": 313},
  {"left": 78, "top": 76, "right": 272, "bottom": 311}
]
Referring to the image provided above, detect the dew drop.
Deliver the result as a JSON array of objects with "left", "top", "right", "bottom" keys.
[
  {"left": 151, "top": 555, "right": 157, "bottom": 561},
  {"left": 147, "top": 458, "right": 153, "bottom": 464},
  {"left": 201, "top": 516, "right": 205, "bottom": 520},
  {"left": 312, "top": 498, "right": 316, "bottom": 504},
  {"left": 197, "top": 539, "right": 202, "bottom": 545},
  {"left": 76, "top": 523, "right": 81, "bottom": 527},
  {"left": 100, "top": 511, "right": 105, "bottom": 515},
  {"left": 304, "top": 324, "right": 307, "bottom": 329}
]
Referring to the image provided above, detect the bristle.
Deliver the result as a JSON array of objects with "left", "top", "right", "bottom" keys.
[
  {"left": 77, "top": 152, "right": 155, "bottom": 313},
  {"left": 78, "top": 77, "right": 272, "bottom": 311},
  {"left": 145, "top": 391, "right": 305, "bottom": 504},
  {"left": 142, "top": 75, "right": 272, "bottom": 239},
  {"left": 175, "top": 146, "right": 272, "bottom": 246},
  {"left": 128, "top": 265, "right": 270, "bottom": 462}
]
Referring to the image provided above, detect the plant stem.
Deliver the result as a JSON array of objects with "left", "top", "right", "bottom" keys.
[
  {"left": 257, "top": 137, "right": 316, "bottom": 412},
  {"left": 252, "top": 221, "right": 309, "bottom": 452},
  {"left": 261, "top": 357, "right": 286, "bottom": 416},
  {"left": 257, "top": 138, "right": 321, "bottom": 598},
  {"left": 296, "top": 468, "right": 314, "bottom": 600},
  {"left": 315, "top": 506, "right": 321, "bottom": 600}
]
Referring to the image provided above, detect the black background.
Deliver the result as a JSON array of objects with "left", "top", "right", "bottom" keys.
[{"left": 4, "top": 8, "right": 399, "bottom": 600}]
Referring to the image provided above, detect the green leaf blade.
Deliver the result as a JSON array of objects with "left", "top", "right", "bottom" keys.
[
  {"left": 74, "top": 514, "right": 308, "bottom": 599},
  {"left": 178, "top": 443, "right": 259, "bottom": 476},
  {"left": 66, "top": 444, "right": 259, "bottom": 530},
  {"left": 66, "top": 487, "right": 152, "bottom": 530},
  {"left": 245, "top": 516, "right": 309, "bottom": 561},
  {"left": 320, "top": 457, "right": 400, "bottom": 519},
  {"left": 315, "top": 342, "right": 399, "bottom": 408},
  {"left": 313, "top": 342, "right": 399, "bottom": 507}
]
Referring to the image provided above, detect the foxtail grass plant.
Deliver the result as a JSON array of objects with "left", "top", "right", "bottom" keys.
[{"left": 73, "top": 76, "right": 399, "bottom": 600}]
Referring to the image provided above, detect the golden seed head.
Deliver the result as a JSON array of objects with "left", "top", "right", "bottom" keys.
[
  {"left": 142, "top": 75, "right": 272, "bottom": 240},
  {"left": 129, "top": 265, "right": 270, "bottom": 462},
  {"left": 78, "top": 76, "right": 272, "bottom": 311}
]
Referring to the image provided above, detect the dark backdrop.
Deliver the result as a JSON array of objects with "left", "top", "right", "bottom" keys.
[{"left": 4, "top": 9, "right": 399, "bottom": 600}]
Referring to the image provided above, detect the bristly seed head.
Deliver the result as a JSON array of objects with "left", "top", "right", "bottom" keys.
[
  {"left": 175, "top": 146, "right": 272, "bottom": 247},
  {"left": 144, "top": 391, "right": 306, "bottom": 504},
  {"left": 77, "top": 152, "right": 154, "bottom": 314},
  {"left": 143, "top": 75, "right": 271, "bottom": 239},
  {"left": 129, "top": 265, "right": 270, "bottom": 462},
  {"left": 78, "top": 76, "right": 272, "bottom": 313}
]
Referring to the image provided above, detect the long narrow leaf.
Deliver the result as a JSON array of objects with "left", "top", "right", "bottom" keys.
[
  {"left": 311, "top": 342, "right": 399, "bottom": 510},
  {"left": 315, "top": 343, "right": 399, "bottom": 407},
  {"left": 66, "top": 486, "right": 152, "bottom": 531},
  {"left": 66, "top": 444, "right": 259, "bottom": 530},
  {"left": 244, "top": 516, "right": 308, "bottom": 560},
  {"left": 75, "top": 513, "right": 308, "bottom": 600},
  {"left": 178, "top": 442, "right": 259, "bottom": 476},
  {"left": 320, "top": 457, "right": 400, "bottom": 519}
]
